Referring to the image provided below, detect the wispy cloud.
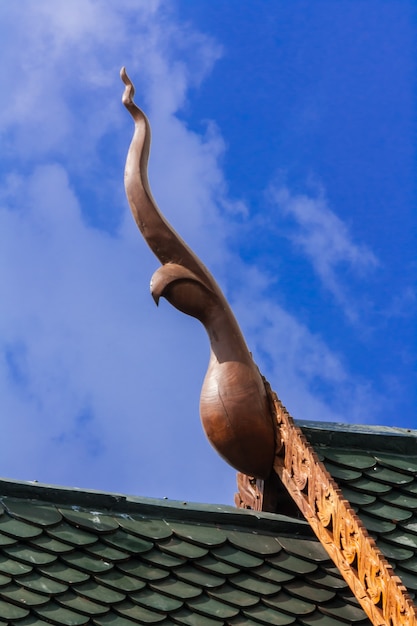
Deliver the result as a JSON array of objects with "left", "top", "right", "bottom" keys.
[
  {"left": 0, "top": 2, "right": 388, "bottom": 503},
  {"left": 270, "top": 185, "right": 379, "bottom": 320}
]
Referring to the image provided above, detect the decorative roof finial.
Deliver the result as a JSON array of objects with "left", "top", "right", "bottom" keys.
[{"left": 121, "top": 68, "right": 276, "bottom": 479}]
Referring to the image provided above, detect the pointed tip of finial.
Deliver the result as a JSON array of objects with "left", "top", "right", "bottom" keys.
[{"left": 121, "top": 67, "right": 135, "bottom": 107}]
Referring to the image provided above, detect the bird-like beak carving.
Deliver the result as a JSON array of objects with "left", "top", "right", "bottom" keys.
[{"left": 121, "top": 68, "right": 276, "bottom": 479}]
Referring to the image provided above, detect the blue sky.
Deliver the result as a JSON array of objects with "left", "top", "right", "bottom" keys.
[{"left": 0, "top": 1, "right": 415, "bottom": 505}]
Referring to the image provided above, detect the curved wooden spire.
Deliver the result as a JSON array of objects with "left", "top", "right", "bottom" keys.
[{"left": 121, "top": 68, "right": 276, "bottom": 479}]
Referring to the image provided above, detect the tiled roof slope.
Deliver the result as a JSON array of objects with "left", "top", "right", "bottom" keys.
[
  {"left": 299, "top": 421, "right": 417, "bottom": 600},
  {"left": 0, "top": 478, "right": 371, "bottom": 626}
]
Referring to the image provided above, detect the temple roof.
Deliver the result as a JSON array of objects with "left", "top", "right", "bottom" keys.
[{"left": 0, "top": 421, "right": 416, "bottom": 625}]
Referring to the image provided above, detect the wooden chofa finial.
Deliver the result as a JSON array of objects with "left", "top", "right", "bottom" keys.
[{"left": 121, "top": 68, "right": 276, "bottom": 479}]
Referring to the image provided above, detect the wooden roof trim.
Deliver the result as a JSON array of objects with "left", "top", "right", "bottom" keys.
[{"left": 238, "top": 384, "right": 417, "bottom": 626}]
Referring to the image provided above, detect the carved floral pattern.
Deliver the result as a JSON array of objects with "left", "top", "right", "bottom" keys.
[{"left": 237, "top": 385, "right": 417, "bottom": 626}]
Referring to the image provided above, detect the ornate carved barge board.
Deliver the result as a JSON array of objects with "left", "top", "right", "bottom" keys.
[{"left": 121, "top": 70, "right": 417, "bottom": 626}]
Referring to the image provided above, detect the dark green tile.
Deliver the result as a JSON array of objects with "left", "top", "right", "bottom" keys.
[
  {"left": 209, "top": 583, "right": 258, "bottom": 607},
  {"left": 0, "top": 555, "right": 32, "bottom": 576},
  {"left": 305, "top": 571, "right": 347, "bottom": 591},
  {"left": 131, "top": 587, "right": 183, "bottom": 612},
  {"left": 0, "top": 574, "right": 11, "bottom": 588},
  {"left": 39, "top": 561, "right": 90, "bottom": 584},
  {"left": 375, "top": 454, "right": 417, "bottom": 475},
  {"left": 374, "top": 539, "right": 413, "bottom": 562},
  {"left": 118, "top": 517, "right": 172, "bottom": 540},
  {"left": 169, "top": 522, "right": 226, "bottom": 548},
  {"left": 30, "top": 533, "right": 75, "bottom": 554},
  {"left": 211, "top": 544, "right": 263, "bottom": 569},
  {"left": 363, "top": 466, "right": 414, "bottom": 486},
  {"left": 395, "top": 567, "right": 417, "bottom": 591},
  {"left": 0, "top": 533, "right": 17, "bottom": 547},
  {"left": 384, "top": 530, "right": 417, "bottom": 550},
  {"left": 48, "top": 522, "right": 98, "bottom": 547},
  {"left": 0, "top": 582, "right": 49, "bottom": 607},
  {"left": 18, "top": 571, "right": 68, "bottom": 595},
  {"left": 324, "top": 462, "right": 362, "bottom": 482},
  {"left": 284, "top": 579, "right": 335, "bottom": 603},
  {"left": 339, "top": 487, "right": 375, "bottom": 507},
  {"left": 0, "top": 598, "right": 29, "bottom": 621},
  {"left": 87, "top": 541, "right": 130, "bottom": 561},
  {"left": 103, "top": 530, "right": 153, "bottom": 554},
  {"left": 94, "top": 612, "right": 141, "bottom": 626},
  {"left": 227, "top": 531, "right": 281, "bottom": 556},
  {"left": 0, "top": 515, "right": 43, "bottom": 539},
  {"left": 322, "top": 450, "right": 375, "bottom": 471},
  {"left": 357, "top": 512, "right": 395, "bottom": 534},
  {"left": 172, "top": 607, "right": 221, "bottom": 626},
  {"left": 35, "top": 601, "right": 90, "bottom": 625},
  {"left": 117, "top": 559, "right": 170, "bottom": 581},
  {"left": 301, "top": 612, "right": 354, "bottom": 625},
  {"left": 175, "top": 564, "right": 225, "bottom": 588},
  {"left": 142, "top": 547, "right": 185, "bottom": 568},
  {"left": 195, "top": 555, "right": 239, "bottom": 576},
  {"left": 57, "top": 590, "right": 109, "bottom": 616},
  {"left": 398, "top": 557, "right": 417, "bottom": 575},
  {"left": 277, "top": 537, "right": 328, "bottom": 563},
  {"left": 254, "top": 563, "right": 294, "bottom": 584},
  {"left": 381, "top": 491, "right": 417, "bottom": 510},
  {"left": 3, "top": 543, "right": 57, "bottom": 566},
  {"left": 16, "top": 617, "right": 52, "bottom": 626},
  {"left": 150, "top": 577, "right": 202, "bottom": 600},
  {"left": 61, "top": 551, "right": 114, "bottom": 573},
  {"left": 363, "top": 500, "right": 412, "bottom": 523},
  {"left": 188, "top": 593, "right": 240, "bottom": 618},
  {"left": 4, "top": 499, "right": 62, "bottom": 526},
  {"left": 230, "top": 571, "right": 281, "bottom": 596},
  {"left": 60, "top": 509, "right": 119, "bottom": 533},
  {"left": 267, "top": 552, "right": 318, "bottom": 575},
  {"left": 264, "top": 591, "right": 315, "bottom": 615},
  {"left": 114, "top": 599, "right": 166, "bottom": 623},
  {"left": 320, "top": 599, "right": 367, "bottom": 623},
  {"left": 95, "top": 569, "right": 146, "bottom": 592},
  {"left": 243, "top": 603, "right": 296, "bottom": 625},
  {"left": 75, "top": 579, "right": 125, "bottom": 604},
  {"left": 347, "top": 478, "right": 392, "bottom": 495},
  {"left": 160, "top": 537, "right": 208, "bottom": 560}
]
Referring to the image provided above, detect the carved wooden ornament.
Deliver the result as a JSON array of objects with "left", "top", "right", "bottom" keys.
[
  {"left": 237, "top": 385, "right": 417, "bottom": 626},
  {"left": 120, "top": 69, "right": 276, "bottom": 479}
]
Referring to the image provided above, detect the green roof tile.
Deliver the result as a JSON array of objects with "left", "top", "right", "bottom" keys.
[
  {"left": 381, "top": 490, "right": 417, "bottom": 509},
  {"left": 226, "top": 531, "right": 281, "bottom": 556},
  {"left": 374, "top": 453, "right": 417, "bottom": 474},
  {"left": 57, "top": 590, "right": 109, "bottom": 616},
  {"left": 131, "top": 586, "right": 183, "bottom": 612},
  {"left": 175, "top": 564, "right": 225, "bottom": 588},
  {"left": 0, "top": 555, "right": 32, "bottom": 576},
  {"left": 3, "top": 499, "right": 62, "bottom": 526},
  {"left": 95, "top": 568, "right": 146, "bottom": 592},
  {"left": 267, "top": 551, "right": 318, "bottom": 575},
  {"left": 3, "top": 543, "right": 57, "bottom": 566},
  {"left": 61, "top": 550, "right": 114, "bottom": 573},
  {"left": 0, "top": 575, "right": 11, "bottom": 588},
  {"left": 103, "top": 529, "right": 153, "bottom": 554},
  {"left": 114, "top": 599, "right": 166, "bottom": 623},
  {"left": 284, "top": 579, "right": 335, "bottom": 603},
  {"left": 187, "top": 593, "right": 240, "bottom": 619},
  {"left": 160, "top": 537, "right": 208, "bottom": 560},
  {"left": 47, "top": 522, "right": 98, "bottom": 546},
  {"left": 118, "top": 517, "right": 172, "bottom": 541},
  {"left": 264, "top": 590, "right": 315, "bottom": 615},
  {"left": 0, "top": 515, "right": 43, "bottom": 539},
  {"left": 362, "top": 500, "right": 412, "bottom": 523},
  {"left": 195, "top": 555, "right": 239, "bottom": 577},
  {"left": 35, "top": 601, "right": 90, "bottom": 625},
  {"left": 321, "top": 450, "right": 376, "bottom": 471},
  {"left": 18, "top": 571, "right": 68, "bottom": 595},
  {"left": 229, "top": 571, "right": 281, "bottom": 596},
  {"left": 243, "top": 603, "right": 296, "bottom": 625},
  {"left": 60, "top": 509, "right": 119, "bottom": 533},
  {"left": 169, "top": 522, "right": 226, "bottom": 548},
  {"left": 212, "top": 544, "right": 263, "bottom": 569},
  {"left": 117, "top": 559, "right": 170, "bottom": 581},
  {"left": 363, "top": 466, "right": 414, "bottom": 486},
  {"left": 75, "top": 579, "right": 126, "bottom": 604},
  {"left": 0, "top": 582, "right": 49, "bottom": 607},
  {"left": 0, "top": 598, "right": 29, "bottom": 621},
  {"left": 208, "top": 583, "right": 259, "bottom": 607},
  {"left": 39, "top": 560, "right": 90, "bottom": 584},
  {"left": 150, "top": 576, "right": 202, "bottom": 600},
  {"left": 30, "top": 533, "right": 76, "bottom": 553},
  {"left": 172, "top": 607, "right": 222, "bottom": 626}
]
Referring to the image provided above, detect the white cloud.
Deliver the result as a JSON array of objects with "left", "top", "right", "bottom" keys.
[
  {"left": 271, "top": 185, "right": 379, "bottom": 319},
  {"left": 0, "top": 1, "right": 386, "bottom": 504}
]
